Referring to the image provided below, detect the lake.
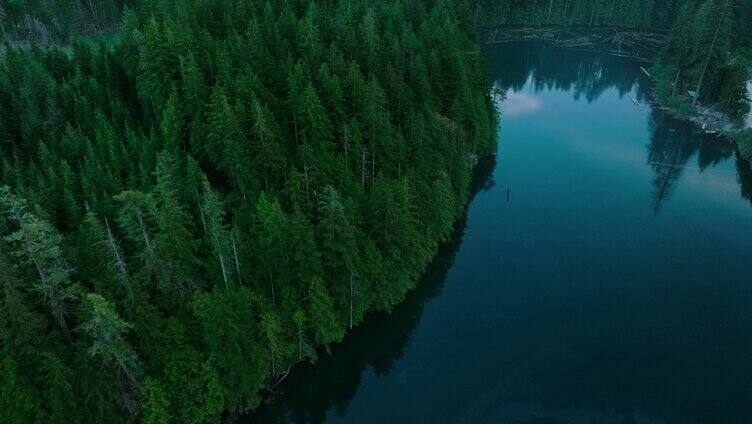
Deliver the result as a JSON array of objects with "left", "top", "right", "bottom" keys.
[{"left": 250, "top": 42, "right": 752, "bottom": 424}]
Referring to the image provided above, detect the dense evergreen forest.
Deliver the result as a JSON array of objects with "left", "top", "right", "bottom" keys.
[
  {"left": 0, "top": 0, "right": 123, "bottom": 42},
  {"left": 651, "top": 0, "right": 751, "bottom": 121},
  {"left": 477, "top": 0, "right": 681, "bottom": 29},
  {"left": 0, "top": 0, "right": 496, "bottom": 422}
]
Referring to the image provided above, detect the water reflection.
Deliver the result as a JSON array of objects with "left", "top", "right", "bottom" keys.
[
  {"left": 486, "top": 41, "right": 752, "bottom": 214},
  {"left": 486, "top": 42, "right": 651, "bottom": 104},
  {"left": 251, "top": 42, "right": 752, "bottom": 424},
  {"left": 738, "top": 154, "right": 752, "bottom": 207},
  {"left": 248, "top": 156, "right": 497, "bottom": 424},
  {"left": 501, "top": 90, "right": 543, "bottom": 117}
]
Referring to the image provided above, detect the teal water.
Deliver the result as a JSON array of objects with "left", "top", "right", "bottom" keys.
[{"left": 251, "top": 42, "right": 752, "bottom": 424}]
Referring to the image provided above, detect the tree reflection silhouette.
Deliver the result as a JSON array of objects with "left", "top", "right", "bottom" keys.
[
  {"left": 485, "top": 41, "right": 752, "bottom": 214},
  {"left": 247, "top": 156, "right": 496, "bottom": 424},
  {"left": 249, "top": 42, "right": 752, "bottom": 423}
]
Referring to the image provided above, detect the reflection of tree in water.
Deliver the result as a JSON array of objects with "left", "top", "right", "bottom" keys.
[
  {"left": 736, "top": 153, "right": 752, "bottom": 207},
  {"left": 646, "top": 113, "right": 701, "bottom": 214},
  {"left": 484, "top": 41, "right": 651, "bottom": 103},
  {"left": 247, "top": 156, "right": 496, "bottom": 424},
  {"left": 486, "top": 41, "right": 752, "bottom": 213},
  {"left": 645, "top": 109, "right": 752, "bottom": 213}
]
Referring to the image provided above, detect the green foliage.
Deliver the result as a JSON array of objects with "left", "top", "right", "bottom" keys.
[
  {"left": 191, "top": 286, "right": 266, "bottom": 413},
  {"left": 160, "top": 344, "right": 224, "bottom": 423},
  {"left": 79, "top": 293, "right": 142, "bottom": 417},
  {"left": 477, "top": 0, "right": 683, "bottom": 29},
  {"left": 308, "top": 275, "right": 344, "bottom": 346},
  {"left": 0, "top": 353, "right": 45, "bottom": 424},
  {"left": 645, "top": 0, "right": 751, "bottom": 127},
  {"left": 0, "top": 0, "right": 497, "bottom": 420},
  {"left": 80, "top": 294, "right": 139, "bottom": 371},
  {"left": 140, "top": 378, "right": 170, "bottom": 424},
  {"left": 0, "top": 187, "right": 80, "bottom": 341}
]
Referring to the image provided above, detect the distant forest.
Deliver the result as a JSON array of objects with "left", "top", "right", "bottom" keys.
[
  {"left": 0, "top": 0, "right": 496, "bottom": 422},
  {"left": 476, "top": 0, "right": 752, "bottom": 151},
  {"left": 0, "top": 0, "right": 123, "bottom": 41}
]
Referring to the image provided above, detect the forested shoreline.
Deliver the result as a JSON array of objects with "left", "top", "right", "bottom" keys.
[
  {"left": 3, "top": 1, "right": 751, "bottom": 423},
  {"left": 0, "top": 0, "right": 496, "bottom": 422},
  {"left": 477, "top": 0, "right": 752, "bottom": 158}
]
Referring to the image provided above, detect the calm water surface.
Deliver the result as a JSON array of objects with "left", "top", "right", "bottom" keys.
[{"left": 251, "top": 42, "right": 752, "bottom": 424}]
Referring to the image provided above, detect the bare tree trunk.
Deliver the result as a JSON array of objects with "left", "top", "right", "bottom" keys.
[
  {"left": 672, "top": 68, "right": 680, "bottom": 97},
  {"left": 303, "top": 164, "right": 310, "bottom": 197},
  {"left": 270, "top": 274, "right": 276, "bottom": 308},
  {"left": 232, "top": 232, "right": 242, "bottom": 285},
  {"left": 371, "top": 151, "right": 376, "bottom": 181},
  {"left": 693, "top": 9, "right": 725, "bottom": 106},
  {"left": 218, "top": 250, "right": 229, "bottom": 289},
  {"left": 548, "top": 0, "right": 554, "bottom": 17},
  {"left": 105, "top": 217, "right": 128, "bottom": 285},
  {"left": 609, "top": 0, "right": 617, "bottom": 23},
  {"left": 342, "top": 125, "right": 350, "bottom": 166},
  {"left": 74, "top": 1, "right": 87, "bottom": 32},
  {"left": 361, "top": 149, "right": 367, "bottom": 187},
  {"left": 136, "top": 210, "right": 156, "bottom": 268},
  {"left": 88, "top": 0, "right": 102, "bottom": 31}
]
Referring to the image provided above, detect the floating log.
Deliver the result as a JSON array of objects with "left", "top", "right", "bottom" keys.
[{"left": 484, "top": 27, "right": 666, "bottom": 62}]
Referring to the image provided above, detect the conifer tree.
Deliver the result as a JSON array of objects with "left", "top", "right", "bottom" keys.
[
  {"left": 79, "top": 293, "right": 143, "bottom": 416},
  {"left": 0, "top": 187, "right": 80, "bottom": 341}
]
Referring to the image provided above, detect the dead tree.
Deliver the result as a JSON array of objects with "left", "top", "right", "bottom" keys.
[{"left": 693, "top": 8, "right": 726, "bottom": 106}]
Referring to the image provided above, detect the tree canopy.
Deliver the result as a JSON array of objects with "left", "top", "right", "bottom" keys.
[{"left": 0, "top": 0, "right": 497, "bottom": 421}]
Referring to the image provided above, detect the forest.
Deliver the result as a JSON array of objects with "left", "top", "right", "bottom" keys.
[
  {"left": 650, "top": 0, "right": 750, "bottom": 120},
  {"left": 0, "top": 0, "right": 123, "bottom": 42},
  {"left": 0, "top": 0, "right": 496, "bottom": 422},
  {"left": 2, "top": 0, "right": 751, "bottom": 423},
  {"left": 477, "top": 0, "right": 681, "bottom": 29}
]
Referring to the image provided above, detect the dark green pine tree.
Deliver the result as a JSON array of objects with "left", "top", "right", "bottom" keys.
[
  {"left": 317, "top": 186, "right": 364, "bottom": 329},
  {"left": 0, "top": 187, "right": 80, "bottom": 342},
  {"left": 199, "top": 178, "right": 234, "bottom": 289},
  {"left": 191, "top": 286, "right": 268, "bottom": 413},
  {"left": 79, "top": 293, "right": 143, "bottom": 417},
  {"left": 152, "top": 153, "right": 201, "bottom": 299}
]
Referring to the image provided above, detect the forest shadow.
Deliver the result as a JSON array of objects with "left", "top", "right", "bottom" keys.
[{"left": 245, "top": 155, "right": 497, "bottom": 424}]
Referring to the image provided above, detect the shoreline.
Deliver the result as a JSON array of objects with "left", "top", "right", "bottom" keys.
[{"left": 481, "top": 28, "right": 752, "bottom": 168}]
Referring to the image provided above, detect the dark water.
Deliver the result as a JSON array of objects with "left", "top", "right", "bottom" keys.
[{"left": 251, "top": 42, "right": 752, "bottom": 424}]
